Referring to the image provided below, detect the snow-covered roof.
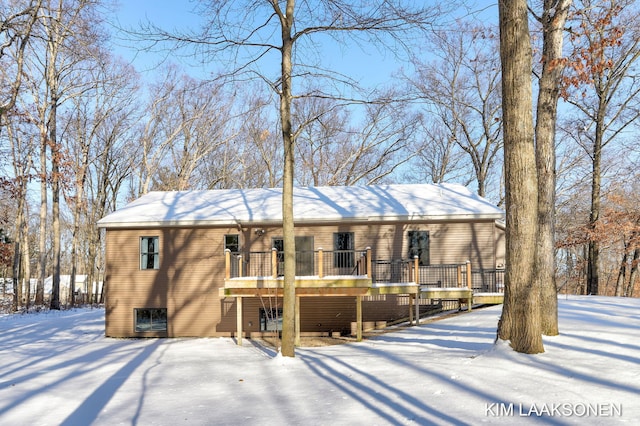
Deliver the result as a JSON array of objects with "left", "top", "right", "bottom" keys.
[{"left": 97, "top": 183, "right": 504, "bottom": 229}]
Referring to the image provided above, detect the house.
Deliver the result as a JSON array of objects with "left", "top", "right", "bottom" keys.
[{"left": 97, "top": 183, "right": 505, "bottom": 340}]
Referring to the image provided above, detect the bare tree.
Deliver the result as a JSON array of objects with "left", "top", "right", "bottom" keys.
[
  {"left": 87, "top": 100, "right": 139, "bottom": 304},
  {"left": 497, "top": 0, "right": 544, "bottom": 354},
  {"left": 531, "top": 0, "right": 572, "bottom": 336},
  {"left": 295, "top": 95, "right": 417, "bottom": 186},
  {"left": 407, "top": 23, "right": 503, "bottom": 200},
  {"left": 0, "top": 0, "right": 42, "bottom": 134},
  {"left": 6, "top": 120, "right": 35, "bottom": 311},
  {"left": 131, "top": 66, "right": 187, "bottom": 196},
  {"left": 150, "top": 76, "right": 237, "bottom": 191},
  {"left": 405, "top": 114, "right": 473, "bottom": 187},
  {"left": 29, "top": 0, "right": 107, "bottom": 309},
  {"left": 564, "top": 0, "right": 640, "bottom": 295},
  {"left": 221, "top": 90, "right": 283, "bottom": 189},
  {"left": 138, "top": 0, "right": 442, "bottom": 357},
  {"left": 62, "top": 51, "right": 140, "bottom": 306}
]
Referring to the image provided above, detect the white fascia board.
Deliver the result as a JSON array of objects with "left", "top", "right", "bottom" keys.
[{"left": 97, "top": 214, "right": 503, "bottom": 229}]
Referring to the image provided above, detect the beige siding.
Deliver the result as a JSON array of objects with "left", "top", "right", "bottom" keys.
[
  {"left": 105, "top": 227, "right": 230, "bottom": 337},
  {"left": 104, "top": 219, "right": 502, "bottom": 337}
]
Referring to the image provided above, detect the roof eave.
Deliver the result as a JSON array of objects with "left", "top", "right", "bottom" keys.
[{"left": 96, "top": 213, "right": 504, "bottom": 229}]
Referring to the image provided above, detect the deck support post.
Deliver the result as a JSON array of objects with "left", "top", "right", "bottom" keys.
[
  {"left": 271, "top": 248, "right": 278, "bottom": 279},
  {"left": 409, "top": 294, "right": 414, "bottom": 324},
  {"left": 295, "top": 296, "right": 301, "bottom": 347},
  {"left": 236, "top": 297, "right": 243, "bottom": 346},
  {"left": 466, "top": 260, "right": 473, "bottom": 311},
  {"left": 356, "top": 295, "right": 363, "bottom": 341},
  {"left": 318, "top": 249, "right": 323, "bottom": 278},
  {"left": 415, "top": 293, "right": 420, "bottom": 325},
  {"left": 225, "top": 249, "right": 231, "bottom": 279}
]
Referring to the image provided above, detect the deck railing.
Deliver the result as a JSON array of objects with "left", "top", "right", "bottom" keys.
[
  {"left": 224, "top": 248, "right": 505, "bottom": 292},
  {"left": 225, "top": 248, "right": 371, "bottom": 279},
  {"left": 470, "top": 268, "right": 505, "bottom": 293},
  {"left": 370, "top": 259, "right": 416, "bottom": 284}
]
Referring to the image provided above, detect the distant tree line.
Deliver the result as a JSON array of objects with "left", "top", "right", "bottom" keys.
[{"left": 0, "top": 0, "right": 639, "bottom": 324}]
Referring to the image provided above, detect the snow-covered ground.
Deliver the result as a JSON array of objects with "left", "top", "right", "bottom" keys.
[{"left": 1, "top": 296, "right": 638, "bottom": 425}]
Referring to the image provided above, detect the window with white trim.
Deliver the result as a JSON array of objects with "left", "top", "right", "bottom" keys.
[
  {"left": 225, "top": 234, "right": 240, "bottom": 253},
  {"left": 140, "top": 236, "right": 159, "bottom": 270},
  {"left": 408, "top": 231, "right": 430, "bottom": 266}
]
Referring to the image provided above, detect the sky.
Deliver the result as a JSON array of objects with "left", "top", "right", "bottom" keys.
[
  {"left": 107, "top": 1, "right": 500, "bottom": 92},
  {"left": 0, "top": 295, "right": 638, "bottom": 425},
  {"left": 108, "top": 0, "right": 405, "bottom": 90}
]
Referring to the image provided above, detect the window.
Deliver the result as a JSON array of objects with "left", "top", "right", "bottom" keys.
[
  {"left": 134, "top": 308, "right": 167, "bottom": 332},
  {"left": 272, "top": 236, "right": 314, "bottom": 276},
  {"left": 225, "top": 234, "right": 239, "bottom": 253},
  {"left": 408, "top": 231, "right": 430, "bottom": 266},
  {"left": 140, "top": 236, "right": 159, "bottom": 270},
  {"left": 334, "top": 232, "right": 354, "bottom": 269},
  {"left": 260, "top": 308, "right": 282, "bottom": 331}
]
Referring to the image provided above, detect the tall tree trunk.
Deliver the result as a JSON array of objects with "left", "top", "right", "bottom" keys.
[
  {"left": 69, "top": 137, "right": 90, "bottom": 307},
  {"left": 497, "top": 0, "right": 544, "bottom": 353},
  {"left": 625, "top": 247, "right": 640, "bottom": 297},
  {"left": 37, "top": 127, "right": 47, "bottom": 306},
  {"left": 615, "top": 250, "right": 628, "bottom": 297},
  {"left": 534, "top": 0, "right": 570, "bottom": 337},
  {"left": 49, "top": 95, "right": 61, "bottom": 309},
  {"left": 21, "top": 224, "right": 31, "bottom": 309},
  {"left": 47, "top": 1, "right": 64, "bottom": 310},
  {"left": 12, "top": 241, "right": 21, "bottom": 312},
  {"left": 586, "top": 103, "right": 606, "bottom": 296},
  {"left": 279, "top": 0, "right": 296, "bottom": 358}
]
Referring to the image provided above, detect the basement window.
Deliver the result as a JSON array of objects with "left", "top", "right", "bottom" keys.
[
  {"left": 260, "top": 308, "right": 283, "bottom": 332},
  {"left": 134, "top": 308, "right": 167, "bottom": 332}
]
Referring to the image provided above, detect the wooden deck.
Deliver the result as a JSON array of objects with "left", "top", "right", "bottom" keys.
[{"left": 222, "top": 250, "right": 503, "bottom": 345}]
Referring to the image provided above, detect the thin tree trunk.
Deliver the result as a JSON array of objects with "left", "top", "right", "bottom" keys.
[
  {"left": 49, "top": 100, "right": 61, "bottom": 310},
  {"left": 615, "top": 250, "right": 628, "bottom": 297},
  {"left": 279, "top": 0, "right": 296, "bottom": 358},
  {"left": 22, "top": 225, "right": 31, "bottom": 309},
  {"left": 625, "top": 247, "right": 640, "bottom": 297},
  {"left": 497, "top": 0, "right": 544, "bottom": 353},
  {"left": 69, "top": 137, "right": 90, "bottom": 307},
  {"left": 534, "top": 0, "right": 570, "bottom": 337},
  {"left": 586, "top": 104, "right": 606, "bottom": 296},
  {"left": 37, "top": 127, "right": 47, "bottom": 306},
  {"left": 12, "top": 241, "right": 21, "bottom": 312}
]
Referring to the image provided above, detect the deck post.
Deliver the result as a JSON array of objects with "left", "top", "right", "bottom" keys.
[
  {"left": 237, "top": 255, "right": 243, "bottom": 278},
  {"left": 271, "top": 248, "right": 278, "bottom": 279},
  {"left": 225, "top": 249, "right": 231, "bottom": 279},
  {"left": 466, "top": 260, "right": 473, "bottom": 311},
  {"left": 413, "top": 255, "right": 419, "bottom": 282},
  {"left": 318, "top": 248, "right": 323, "bottom": 278},
  {"left": 295, "top": 295, "right": 301, "bottom": 346},
  {"left": 415, "top": 292, "right": 420, "bottom": 325},
  {"left": 366, "top": 247, "right": 372, "bottom": 279},
  {"left": 356, "top": 295, "right": 363, "bottom": 341},
  {"left": 236, "top": 297, "right": 243, "bottom": 346},
  {"left": 409, "top": 294, "right": 414, "bottom": 324},
  {"left": 457, "top": 265, "right": 462, "bottom": 287}
]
